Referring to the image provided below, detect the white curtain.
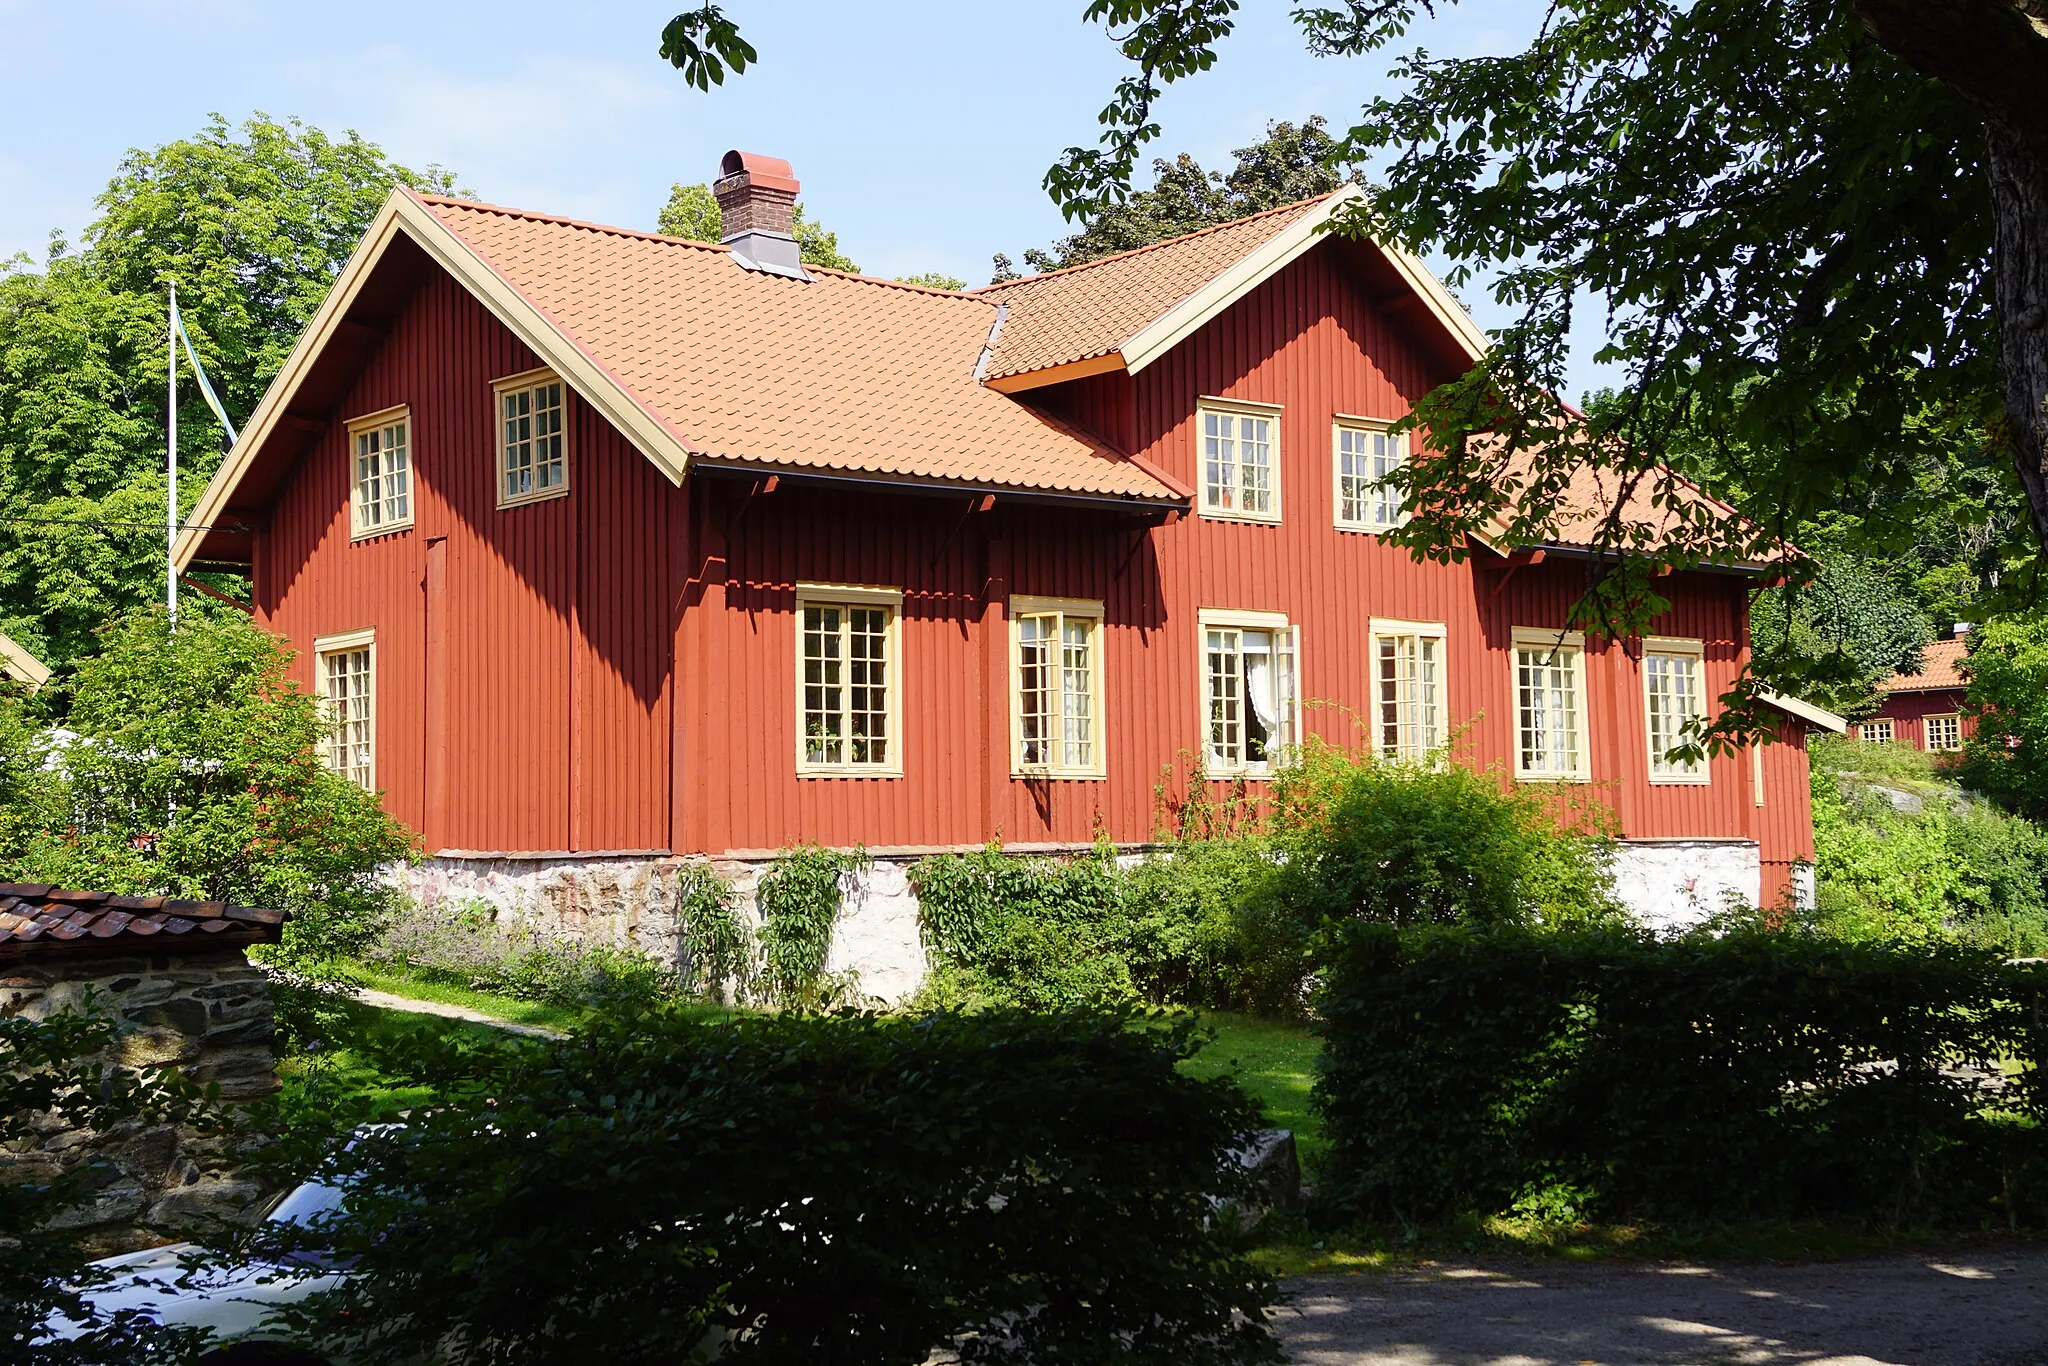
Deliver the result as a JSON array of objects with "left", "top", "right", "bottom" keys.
[{"left": 1244, "top": 643, "right": 1278, "bottom": 735}]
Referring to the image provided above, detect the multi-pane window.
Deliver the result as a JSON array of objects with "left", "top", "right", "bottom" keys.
[
  {"left": 1858, "top": 718, "right": 1895, "bottom": 745},
  {"left": 1373, "top": 621, "right": 1447, "bottom": 763},
  {"left": 1198, "top": 401, "right": 1279, "bottom": 521},
  {"left": 1644, "top": 640, "right": 1708, "bottom": 781},
  {"left": 1513, "top": 629, "right": 1588, "bottom": 780},
  {"left": 316, "top": 632, "right": 374, "bottom": 791},
  {"left": 349, "top": 408, "right": 411, "bottom": 537},
  {"left": 1924, "top": 713, "right": 1962, "bottom": 752},
  {"left": 1334, "top": 421, "right": 1407, "bottom": 531},
  {"left": 796, "top": 587, "right": 900, "bottom": 774},
  {"left": 1202, "top": 614, "right": 1298, "bottom": 773},
  {"left": 1014, "top": 597, "right": 1102, "bottom": 775},
  {"left": 497, "top": 371, "right": 566, "bottom": 506}
]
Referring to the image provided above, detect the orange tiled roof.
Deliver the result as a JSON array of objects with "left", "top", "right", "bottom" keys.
[
  {"left": 1879, "top": 636, "right": 1969, "bottom": 694},
  {"left": 416, "top": 196, "right": 1182, "bottom": 504},
  {"left": 1468, "top": 434, "right": 1764, "bottom": 557},
  {"left": 974, "top": 196, "right": 1331, "bottom": 380},
  {"left": 0, "top": 885, "right": 287, "bottom": 961}
]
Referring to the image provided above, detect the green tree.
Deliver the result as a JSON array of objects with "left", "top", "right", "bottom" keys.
[
  {"left": 1749, "top": 557, "right": 1935, "bottom": 716},
  {"left": 656, "top": 181, "right": 859, "bottom": 272},
  {"left": 1013, "top": 115, "right": 1359, "bottom": 275},
  {"left": 1957, "top": 612, "right": 2048, "bottom": 821},
  {"left": 2, "top": 610, "right": 416, "bottom": 969},
  {"left": 895, "top": 271, "right": 966, "bottom": 291},
  {"left": 0, "top": 115, "right": 454, "bottom": 671}
]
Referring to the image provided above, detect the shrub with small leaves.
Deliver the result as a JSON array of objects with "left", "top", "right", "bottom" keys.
[{"left": 755, "top": 845, "right": 865, "bottom": 1007}]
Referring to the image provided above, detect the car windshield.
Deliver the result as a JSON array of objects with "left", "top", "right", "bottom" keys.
[{"left": 255, "top": 1180, "right": 356, "bottom": 1271}]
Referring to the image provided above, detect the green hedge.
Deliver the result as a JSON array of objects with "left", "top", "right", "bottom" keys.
[
  {"left": 1315, "top": 924, "right": 2048, "bottom": 1227},
  {"left": 276, "top": 1009, "right": 1283, "bottom": 1365}
]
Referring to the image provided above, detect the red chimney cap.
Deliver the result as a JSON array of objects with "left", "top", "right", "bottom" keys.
[{"left": 718, "top": 151, "right": 799, "bottom": 195}]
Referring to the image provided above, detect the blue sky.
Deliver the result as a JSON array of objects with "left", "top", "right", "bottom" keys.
[{"left": 0, "top": 1, "right": 1616, "bottom": 394}]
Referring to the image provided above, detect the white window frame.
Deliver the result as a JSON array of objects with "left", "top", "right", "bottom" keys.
[
  {"left": 1923, "top": 713, "right": 1962, "bottom": 752},
  {"left": 347, "top": 404, "right": 414, "bottom": 540},
  {"left": 1010, "top": 595, "right": 1106, "bottom": 779},
  {"left": 1371, "top": 617, "right": 1449, "bottom": 764},
  {"left": 1332, "top": 415, "right": 1409, "bottom": 534},
  {"left": 1511, "top": 627, "right": 1592, "bottom": 782},
  {"left": 794, "top": 583, "right": 903, "bottom": 778},
  {"left": 1643, "top": 636, "right": 1710, "bottom": 785},
  {"left": 314, "top": 628, "right": 376, "bottom": 792},
  {"left": 1858, "top": 717, "right": 1895, "bottom": 745},
  {"left": 1198, "top": 608, "right": 1300, "bottom": 777},
  {"left": 493, "top": 367, "right": 569, "bottom": 509},
  {"left": 1196, "top": 397, "right": 1282, "bottom": 525}
]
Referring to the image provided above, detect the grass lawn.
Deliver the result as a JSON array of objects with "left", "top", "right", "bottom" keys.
[
  {"left": 348, "top": 961, "right": 594, "bottom": 1033},
  {"left": 1183, "top": 1013, "right": 1324, "bottom": 1167}
]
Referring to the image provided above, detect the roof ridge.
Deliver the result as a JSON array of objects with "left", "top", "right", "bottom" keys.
[
  {"left": 973, "top": 191, "right": 1337, "bottom": 294},
  {"left": 417, "top": 192, "right": 993, "bottom": 304},
  {"left": 415, "top": 191, "right": 735, "bottom": 255}
]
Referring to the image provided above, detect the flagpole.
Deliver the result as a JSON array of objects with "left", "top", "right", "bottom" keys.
[{"left": 167, "top": 282, "right": 178, "bottom": 629}]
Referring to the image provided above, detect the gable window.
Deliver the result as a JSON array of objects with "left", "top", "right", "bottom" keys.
[
  {"left": 1198, "top": 399, "right": 1280, "bottom": 523},
  {"left": 1373, "top": 619, "right": 1447, "bottom": 763},
  {"left": 795, "top": 584, "right": 902, "bottom": 776},
  {"left": 348, "top": 406, "right": 412, "bottom": 538},
  {"left": 494, "top": 368, "right": 567, "bottom": 507},
  {"left": 315, "top": 629, "right": 375, "bottom": 791},
  {"left": 1334, "top": 418, "right": 1407, "bottom": 532},
  {"left": 1200, "top": 610, "right": 1298, "bottom": 774},
  {"left": 1012, "top": 596, "right": 1104, "bottom": 777},
  {"left": 1513, "top": 628, "right": 1590, "bottom": 781},
  {"left": 1644, "top": 637, "right": 1709, "bottom": 782},
  {"left": 1858, "top": 718, "right": 1895, "bottom": 745},
  {"left": 1924, "top": 713, "right": 1962, "bottom": 752}
]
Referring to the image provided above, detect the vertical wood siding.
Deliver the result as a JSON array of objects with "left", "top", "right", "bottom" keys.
[
  {"left": 259, "top": 275, "right": 673, "bottom": 854},
  {"left": 1866, "top": 689, "right": 1974, "bottom": 751},
  {"left": 256, "top": 238, "right": 1806, "bottom": 868}
]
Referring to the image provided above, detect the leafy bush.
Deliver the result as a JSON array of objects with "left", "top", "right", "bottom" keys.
[
  {"left": 677, "top": 860, "right": 752, "bottom": 1003},
  {"left": 0, "top": 611, "right": 415, "bottom": 973},
  {"left": 1810, "top": 736, "right": 2048, "bottom": 955},
  {"left": 755, "top": 844, "right": 865, "bottom": 1007},
  {"left": 274, "top": 1009, "right": 1283, "bottom": 1366},
  {"left": 1315, "top": 923, "right": 2048, "bottom": 1228},
  {"left": 1960, "top": 612, "right": 2048, "bottom": 820},
  {"left": 368, "top": 897, "right": 681, "bottom": 1014},
  {"left": 913, "top": 844, "right": 1142, "bottom": 1010}
]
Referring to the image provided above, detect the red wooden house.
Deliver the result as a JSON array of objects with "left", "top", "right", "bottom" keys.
[
  {"left": 1863, "top": 632, "right": 1973, "bottom": 752},
  {"left": 174, "top": 153, "right": 1835, "bottom": 991}
]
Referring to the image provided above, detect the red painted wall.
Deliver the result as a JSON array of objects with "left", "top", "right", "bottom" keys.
[
  {"left": 255, "top": 238, "right": 1812, "bottom": 867},
  {"left": 1863, "top": 689, "right": 1973, "bottom": 752}
]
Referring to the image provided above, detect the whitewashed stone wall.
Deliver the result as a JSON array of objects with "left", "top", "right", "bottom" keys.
[
  {"left": 1609, "top": 839, "right": 1762, "bottom": 933},
  {"left": 403, "top": 852, "right": 930, "bottom": 1004}
]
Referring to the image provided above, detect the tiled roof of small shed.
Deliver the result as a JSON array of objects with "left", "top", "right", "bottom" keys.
[
  {"left": 0, "top": 886, "right": 288, "bottom": 960},
  {"left": 414, "top": 196, "right": 1182, "bottom": 503},
  {"left": 1879, "top": 637, "right": 1970, "bottom": 694},
  {"left": 973, "top": 196, "right": 1330, "bottom": 380}
]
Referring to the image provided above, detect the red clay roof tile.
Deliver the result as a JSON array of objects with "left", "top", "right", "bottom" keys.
[
  {"left": 1879, "top": 637, "right": 1969, "bottom": 694},
  {"left": 414, "top": 196, "right": 1183, "bottom": 505},
  {"left": 0, "top": 887, "right": 287, "bottom": 961}
]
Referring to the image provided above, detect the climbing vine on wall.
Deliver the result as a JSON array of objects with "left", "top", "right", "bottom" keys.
[
  {"left": 677, "top": 861, "right": 752, "bottom": 1004},
  {"left": 756, "top": 845, "right": 866, "bottom": 1007}
]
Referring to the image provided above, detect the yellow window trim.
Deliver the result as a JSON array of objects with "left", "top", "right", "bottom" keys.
[
  {"left": 1196, "top": 607, "right": 1302, "bottom": 779},
  {"left": 346, "top": 404, "right": 415, "bottom": 542},
  {"left": 793, "top": 584, "right": 905, "bottom": 778},
  {"left": 1331, "top": 414, "right": 1410, "bottom": 535},
  {"left": 492, "top": 367, "right": 570, "bottom": 509},
  {"left": 1008, "top": 596, "right": 1106, "bottom": 779},
  {"left": 1643, "top": 635, "right": 1711, "bottom": 786},
  {"left": 1509, "top": 626, "right": 1592, "bottom": 783},
  {"left": 1195, "top": 397, "right": 1283, "bottom": 526},
  {"left": 313, "top": 628, "right": 376, "bottom": 792}
]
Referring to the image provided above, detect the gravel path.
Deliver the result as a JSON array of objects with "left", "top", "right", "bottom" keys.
[
  {"left": 352, "top": 986, "right": 565, "bottom": 1038},
  {"left": 1278, "top": 1249, "right": 2048, "bottom": 1365}
]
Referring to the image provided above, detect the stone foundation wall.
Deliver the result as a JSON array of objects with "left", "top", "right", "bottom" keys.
[
  {"left": 406, "top": 852, "right": 931, "bottom": 1004},
  {"left": 0, "top": 950, "right": 278, "bottom": 1254},
  {"left": 1609, "top": 839, "right": 1763, "bottom": 933},
  {"left": 405, "top": 837, "right": 1777, "bottom": 1001}
]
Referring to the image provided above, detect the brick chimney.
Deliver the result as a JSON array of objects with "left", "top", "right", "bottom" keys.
[{"left": 714, "top": 150, "right": 808, "bottom": 280}]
